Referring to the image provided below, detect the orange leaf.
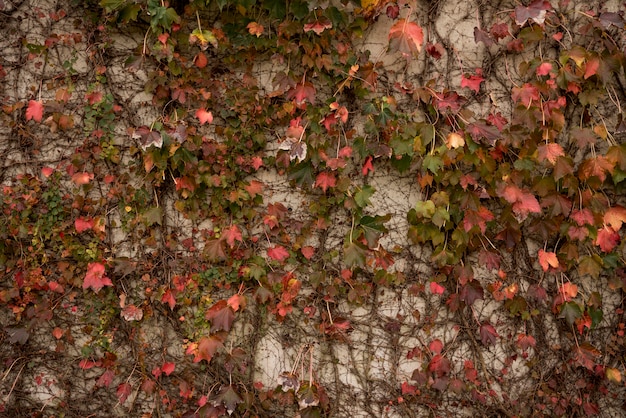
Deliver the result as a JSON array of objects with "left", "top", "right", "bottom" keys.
[
  {"left": 72, "top": 172, "right": 94, "bottom": 185},
  {"left": 538, "top": 249, "right": 559, "bottom": 271},
  {"left": 537, "top": 143, "right": 565, "bottom": 164},
  {"left": 195, "top": 108, "right": 213, "bottom": 125},
  {"left": 247, "top": 21, "right": 264, "bottom": 37},
  {"left": 194, "top": 52, "right": 208, "bottom": 68},
  {"left": 52, "top": 327, "right": 64, "bottom": 340},
  {"left": 604, "top": 206, "right": 626, "bottom": 230}
]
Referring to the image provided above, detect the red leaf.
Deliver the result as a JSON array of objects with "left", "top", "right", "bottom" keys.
[
  {"left": 428, "top": 354, "right": 451, "bottom": 376},
  {"left": 430, "top": 281, "right": 445, "bottom": 295},
  {"left": 79, "top": 359, "right": 99, "bottom": 370},
  {"left": 75, "top": 217, "right": 94, "bottom": 233},
  {"left": 161, "top": 289, "right": 176, "bottom": 310},
  {"left": 362, "top": 156, "right": 374, "bottom": 176},
  {"left": 516, "top": 333, "right": 536, "bottom": 351},
  {"left": 195, "top": 109, "right": 213, "bottom": 125},
  {"left": 223, "top": 225, "right": 242, "bottom": 248},
  {"left": 83, "top": 262, "right": 113, "bottom": 293},
  {"left": 205, "top": 300, "right": 235, "bottom": 332},
  {"left": 479, "top": 322, "right": 499, "bottom": 346},
  {"left": 578, "top": 156, "right": 614, "bottom": 182},
  {"left": 286, "top": 81, "right": 316, "bottom": 105},
  {"left": 96, "top": 370, "right": 115, "bottom": 388},
  {"left": 536, "top": 62, "right": 553, "bottom": 76},
  {"left": 117, "top": 382, "right": 132, "bottom": 404},
  {"left": 315, "top": 171, "right": 336, "bottom": 193},
  {"left": 389, "top": 19, "right": 424, "bottom": 57},
  {"left": 41, "top": 167, "right": 54, "bottom": 178},
  {"left": 267, "top": 245, "right": 289, "bottom": 262},
  {"left": 511, "top": 83, "right": 540, "bottom": 107},
  {"left": 301, "top": 246, "right": 315, "bottom": 260},
  {"left": 429, "top": 339, "right": 444, "bottom": 354},
  {"left": 26, "top": 100, "right": 44, "bottom": 122},
  {"left": 498, "top": 184, "right": 541, "bottom": 219},
  {"left": 461, "top": 70, "right": 484, "bottom": 93},
  {"left": 401, "top": 381, "right": 418, "bottom": 395},
  {"left": 595, "top": 226, "right": 620, "bottom": 252},
  {"left": 161, "top": 362, "right": 175, "bottom": 376},
  {"left": 538, "top": 249, "right": 559, "bottom": 272}
]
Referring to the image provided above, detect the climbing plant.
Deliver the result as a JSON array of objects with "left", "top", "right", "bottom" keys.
[{"left": 0, "top": 0, "right": 625, "bottom": 416}]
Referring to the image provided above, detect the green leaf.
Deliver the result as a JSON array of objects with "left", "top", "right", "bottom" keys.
[
  {"left": 414, "top": 200, "right": 435, "bottom": 218},
  {"left": 588, "top": 307, "right": 603, "bottom": 328},
  {"left": 359, "top": 215, "right": 390, "bottom": 248},
  {"left": 290, "top": 0, "right": 309, "bottom": 19},
  {"left": 118, "top": 4, "right": 140, "bottom": 22},
  {"left": 100, "top": 0, "right": 126, "bottom": 12},
  {"left": 559, "top": 301, "right": 582, "bottom": 325},
  {"left": 423, "top": 155, "right": 443, "bottom": 174},
  {"left": 344, "top": 242, "right": 366, "bottom": 268},
  {"left": 288, "top": 161, "right": 315, "bottom": 187},
  {"left": 354, "top": 185, "right": 375, "bottom": 208},
  {"left": 263, "top": 0, "right": 286, "bottom": 19},
  {"left": 142, "top": 206, "right": 163, "bottom": 226}
]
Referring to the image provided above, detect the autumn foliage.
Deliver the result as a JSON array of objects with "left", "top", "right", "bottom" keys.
[{"left": 0, "top": 0, "right": 625, "bottom": 417}]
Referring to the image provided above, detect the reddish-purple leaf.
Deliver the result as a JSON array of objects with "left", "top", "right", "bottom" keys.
[
  {"left": 116, "top": 382, "right": 132, "bottom": 404},
  {"left": 205, "top": 300, "right": 235, "bottom": 332},
  {"left": 479, "top": 322, "right": 499, "bottom": 346}
]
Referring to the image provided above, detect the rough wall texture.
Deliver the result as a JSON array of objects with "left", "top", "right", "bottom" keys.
[{"left": 1, "top": 0, "right": 625, "bottom": 417}]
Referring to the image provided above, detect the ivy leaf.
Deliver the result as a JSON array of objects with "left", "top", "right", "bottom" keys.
[
  {"left": 195, "top": 109, "right": 213, "bottom": 125},
  {"left": 559, "top": 301, "right": 582, "bottom": 325},
  {"left": 604, "top": 206, "right": 626, "bottom": 230},
  {"left": 578, "top": 156, "right": 614, "bottom": 182},
  {"left": 359, "top": 215, "right": 390, "bottom": 248},
  {"left": 514, "top": 0, "right": 551, "bottom": 26},
  {"left": 211, "top": 384, "right": 243, "bottom": 415},
  {"left": 267, "top": 245, "right": 290, "bottom": 262},
  {"left": 461, "top": 71, "right": 484, "bottom": 93},
  {"left": 573, "top": 342, "right": 600, "bottom": 371},
  {"left": 26, "top": 100, "right": 44, "bottom": 122},
  {"left": 473, "top": 27, "right": 494, "bottom": 46},
  {"left": 388, "top": 19, "right": 424, "bottom": 57},
  {"left": 83, "top": 262, "right": 113, "bottom": 293},
  {"left": 479, "top": 322, "right": 499, "bottom": 346},
  {"left": 460, "top": 281, "right": 483, "bottom": 306},
  {"left": 205, "top": 300, "right": 235, "bottom": 332},
  {"left": 189, "top": 28, "right": 216, "bottom": 49},
  {"left": 538, "top": 249, "right": 559, "bottom": 271},
  {"left": 288, "top": 161, "right": 314, "bottom": 187},
  {"left": 5, "top": 327, "right": 29, "bottom": 345},
  {"left": 161, "top": 362, "right": 175, "bottom": 376},
  {"left": 303, "top": 17, "right": 332, "bottom": 35},
  {"left": 75, "top": 217, "right": 94, "bottom": 233},
  {"left": 537, "top": 143, "right": 564, "bottom": 164},
  {"left": 204, "top": 239, "right": 226, "bottom": 261},
  {"left": 193, "top": 334, "right": 224, "bottom": 363},
  {"left": 344, "top": 242, "right": 366, "bottom": 268},
  {"left": 516, "top": 333, "right": 536, "bottom": 351},
  {"left": 595, "top": 226, "right": 620, "bottom": 252},
  {"left": 314, "top": 172, "right": 336, "bottom": 193},
  {"left": 286, "top": 81, "right": 316, "bottom": 105},
  {"left": 116, "top": 382, "right": 132, "bottom": 404},
  {"left": 498, "top": 184, "right": 541, "bottom": 219},
  {"left": 428, "top": 354, "right": 451, "bottom": 376},
  {"left": 354, "top": 185, "right": 375, "bottom": 208},
  {"left": 223, "top": 225, "right": 243, "bottom": 248},
  {"left": 606, "top": 368, "right": 622, "bottom": 383}
]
